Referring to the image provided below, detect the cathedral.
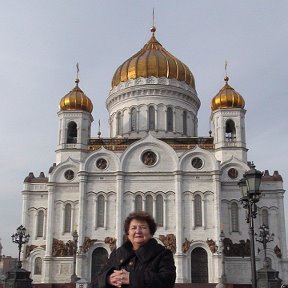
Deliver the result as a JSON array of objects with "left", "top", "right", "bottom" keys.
[{"left": 21, "top": 26, "right": 288, "bottom": 284}]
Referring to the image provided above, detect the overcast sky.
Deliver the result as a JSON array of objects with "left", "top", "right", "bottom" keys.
[{"left": 0, "top": 1, "right": 287, "bottom": 257}]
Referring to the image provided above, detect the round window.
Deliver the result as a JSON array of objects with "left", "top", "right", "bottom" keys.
[
  {"left": 228, "top": 168, "right": 238, "bottom": 179},
  {"left": 96, "top": 158, "right": 108, "bottom": 170},
  {"left": 142, "top": 151, "right": 157, "bottom": 166},
  {"left": 191, "top": 157, "right": 203, "bottom": 169},
  {"left": 64, "top": 169, "right": 74, "bottom": 180}
]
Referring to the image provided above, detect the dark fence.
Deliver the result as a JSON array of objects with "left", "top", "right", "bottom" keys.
[
  {"left": 0, "top": 283, "right": 252, "bottom": 288},
  {"left": 0, "top": 285, "right": 75, "bottom": 288},
  {"left": 32, "top": 285, "right": 75, "bottom": 288}
]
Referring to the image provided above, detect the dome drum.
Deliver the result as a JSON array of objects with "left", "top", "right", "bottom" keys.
[
  {"left": 107, "top": 82, "right": 200, "bottom": 138},
  {"left": 106, "top": 76, "right": 200, "bottom": 112}
]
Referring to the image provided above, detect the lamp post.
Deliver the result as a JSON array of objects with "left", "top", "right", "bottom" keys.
[
  {"left": 11, "top": 225, "right": 30, "bottom": 269},
  {"left": 71, "top": 230, "right": 79, "bottom": 283},
  {"left": 238, "top": 163, "right": 263, "bottom": 288},
  {"left": 255, "top": 224, "right": 274, "bottom": 268},
  {"left": 219, "top": 230, "right": 226, "bottom": 284},
  {"left": 6, "top": 225, "right": 32, "bottom": 288}
]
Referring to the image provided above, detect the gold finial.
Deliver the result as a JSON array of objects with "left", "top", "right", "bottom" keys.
[
  {"left": 75, "top": 63, "right": 80, "bottom": 86},
  {"left": 224, "top": 60, "right": 229, "bottom": 82},
  {"left": 150, "top": 8, "right": 156, "bottom": 34}
]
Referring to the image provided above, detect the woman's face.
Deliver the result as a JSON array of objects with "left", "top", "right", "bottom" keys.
[{"left": 127, "top": 219, "right": 152, "bottom": 250}]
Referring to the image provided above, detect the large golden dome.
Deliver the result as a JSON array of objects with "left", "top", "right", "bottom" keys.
[
  {"left": 211, "top": 77, "right": 245, "bottom": 111},
  {"left": 111, "top": 27, "right": 195, "bottom": 89},
  {"left": 59, "top": 79, "right": 93, "bottom": 113}
]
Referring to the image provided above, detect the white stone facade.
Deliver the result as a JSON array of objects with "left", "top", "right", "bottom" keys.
[{"left": 21, "top": 50, "right": 287, "bottom": 284}]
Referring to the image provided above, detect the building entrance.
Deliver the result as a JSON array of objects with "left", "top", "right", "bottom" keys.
[
  {"left": 91, "top": 247, "right": 108, "bottom": 283},
  {"left": 191, "top": 247, "right": 208, "bottom": 283}
]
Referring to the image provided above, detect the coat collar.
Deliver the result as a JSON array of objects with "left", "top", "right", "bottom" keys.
[{"left": 118, "top": 238, "right": 165, "bottom": 265}]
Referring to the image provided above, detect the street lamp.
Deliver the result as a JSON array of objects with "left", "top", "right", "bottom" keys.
[
  {"left": 219, "top": 230, "right": 226, "bottom": 284},
  {"left": 238, "top": 163, "right": 263, "bottom": 288},
  {"left": 11, "top": 225, "right": 30, "bottom": 269},
  {"left": 255, "top": 224, "right": 274, "bottom": 268},
  {"left": 71, "top": 230, "right": 79, "bottom": 283}
]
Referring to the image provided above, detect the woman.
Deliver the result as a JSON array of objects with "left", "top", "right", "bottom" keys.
[{"left": 94, "top": 211, "right": 176, "bottom": 288}]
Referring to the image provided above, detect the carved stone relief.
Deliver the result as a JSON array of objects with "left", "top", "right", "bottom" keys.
[
  {"left": 81, "top": 237, "right": 97, "bottom": 253},
  {"left": 182, "top": 238, "right": 193, "bottom": 253},
  {"left": 159, "top": 234, "right": 176, "bottom": 254},
  {"left": 52, "top": 238, "right": 74, "bottom": 257},
  {"left": 104, "top": 237, "right": 117, "bottom": 251}
]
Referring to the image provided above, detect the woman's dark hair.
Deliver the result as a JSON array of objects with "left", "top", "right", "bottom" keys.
[{"left": 124, "top": 211, "right": 157, "bottom": 236}]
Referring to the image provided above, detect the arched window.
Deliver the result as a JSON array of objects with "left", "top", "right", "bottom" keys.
[
  {"left": 262, "top": 209, "right": 269, "bottom": 227},
  {"left": 37, "top": 210, "right": 44, "bottom": 237},
  {"left": 194, "top": 195, "right": 202, "bottom": 227},
  {"left": 156, "top": 195, "right": 164, "bottom": 226},
  {"left": 231, "top": 202, "right": 239, "bottom": 232},
  {"left": 64, "top": 203, "right": 72, "bottom": 233},
  {"left": 67, "top": 121, "right": 77, "bottom": 143},
  {"left": 34, "top": 257, "right": 42, "bottom": 275},
  {"left": 116, "top": 112, "right": 122, "bottom": 135},
  {"left": 183, "top": 110, "right": 187, "bottom": 135},
  {"left": 131, "top": 108, "right": 137, "bottom": 131},
  {"left": 97, "top": 195, "right": 105, "bottom": 228},
  {"left": 167, "top": 107, "right": 173, "bottom": 132},
  {"left": 135, "top": 195, "right": 142, "bottom": 212},
  {"left": 145, "top": 195, "right": 153, "bottom": 216},
  {"left": 148, "top": 106, "right": 155, "bottom": 130},
  {"left": 225, "top": 119, "right": 236, "bottom": 142}
]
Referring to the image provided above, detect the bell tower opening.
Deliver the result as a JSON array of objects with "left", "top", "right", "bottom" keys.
[
  {"left": 67, "top": 121, "right": 77, "bottom": 144},
  {"left": 225, "top": 119, "right": 236, "bottom": 142}
]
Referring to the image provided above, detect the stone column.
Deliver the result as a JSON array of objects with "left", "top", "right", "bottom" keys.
[
  {"left": 94, "top": 196, "right": 98, "bottom": 229},
  {"left": 191, "top": 197, "right": 195, "bottom": 230},
  {"left": 115, "top": 172, "right": 124, "bottom": 247},
  {"left": 175, "top": 171, "right": 184, "bottom": 282},
  {"left": 277, "top": 192, "right": 287, "bottom": 258},
  {"left": 155, "top": 108, "right": 158, "bottom": 131},
  {"left": 43, "top": 182, "right": 55, "bottom": 283},
  {"left": 202, "top": 198, "right": 206, "bottom": 229},
  {"left": 163, "top": 198, "right": 167, "bottom": 230},
  {"left": 77, "top": 171, "right": 88, "bottom": 279},
  {"left": 213, "top": 169, "right": 222, "bottom": 282},
  {"left": 104, "top": 197, "right": 108, "bottom": 229}
]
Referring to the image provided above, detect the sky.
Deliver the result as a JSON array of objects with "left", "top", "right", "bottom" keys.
[{"left": 0, "top": 1, "right": 287, "bottom": 257}]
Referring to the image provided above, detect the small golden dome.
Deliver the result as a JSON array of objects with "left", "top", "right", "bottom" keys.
[
  {"left": 59, "top": 79, "right": 93, "bottom": 113},
  {"left": 111, "top": 27, "right": 195, "bottom": 89},
  {"left": 211, "top": 77, "right": 245, "bottom": 111}
]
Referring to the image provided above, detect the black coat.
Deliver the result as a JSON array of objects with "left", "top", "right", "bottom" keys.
[{"left": 93, "top": 238, "right": 176, "bottom": 288}]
